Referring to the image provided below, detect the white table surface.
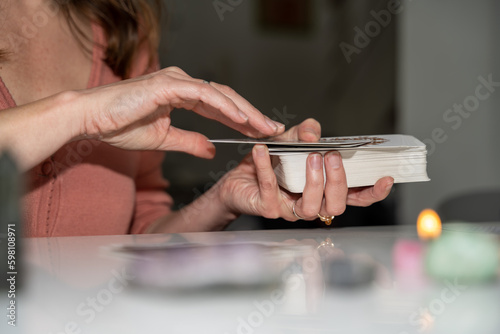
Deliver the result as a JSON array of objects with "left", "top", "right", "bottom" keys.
[{"left": 2, "top": 224, "right": 500, "bottom": 334}]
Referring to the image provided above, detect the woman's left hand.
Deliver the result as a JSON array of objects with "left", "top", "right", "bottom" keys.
[{"left": 218, "top": 118, "right": 394, "bottom": 222}]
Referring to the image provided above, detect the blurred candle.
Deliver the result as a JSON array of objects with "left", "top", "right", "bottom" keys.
[
  {"left": 417, "top": 209, "right": 442, "bottom": 240},
  {"left": 393, "top": 239, "right": 426, "bottom": 289}
]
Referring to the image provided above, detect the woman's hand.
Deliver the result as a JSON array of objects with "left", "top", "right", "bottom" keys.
[
  {"left": 218, "top": 118, "right": 394, "bottom": 221},
  {"left": 1, "top": 67, "right": 285, "bottom": 171},
  {"left": 78, "top": 66, "right": 285, "bottom": 158}
]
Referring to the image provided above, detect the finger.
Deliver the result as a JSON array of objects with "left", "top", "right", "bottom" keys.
[
  {"left": 295, "top": 153, "right": 325, "bottom": 220},
  {"left": 192, "top": 103, "right": 274, "bottom": 138},
  {"left": 323, "top": 151, "right": 348, "bottom": 216},
  {"left": 274, "top": 118, "right": 321, "bottom": 142},
  {"left": 161, "top": 82, "right": 270, "bottom": 139},
  {"left": 252, "top": 145, "right": 281, "bottom": 218},
  {"left": 208, "top": 81, "right": 285, "bottom": 136},
  {"left": 150, "top": 72, "right": 284, "bottom": 138},
  {"left": 153, "top": 75, "right": 251, "bottom": 126},
  {"left": 347, "top": 176, "right": 394, "bottom": 207},
  {"left": 163, "top": 66, "right": 190, "bottom": 77},
  {"left": 298, "top": 118, "right": 321, "bottom": 142},
  {"left": 152, "top": 71, "right": 284, "bottom": 137},
  {"left": 168, "top": 79, "right": 281, "bottom": 138},
  {"left": 160, "top": 126, "right": 216, "bottom": 159}
]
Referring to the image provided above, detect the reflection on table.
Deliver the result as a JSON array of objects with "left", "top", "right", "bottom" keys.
[{"left": 3, "top": 224, "right": 499, "bottom": 334}]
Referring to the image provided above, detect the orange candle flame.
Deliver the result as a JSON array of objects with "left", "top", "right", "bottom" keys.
[{"left": 417, "top": 209, "right": 442, "bottom": 240}]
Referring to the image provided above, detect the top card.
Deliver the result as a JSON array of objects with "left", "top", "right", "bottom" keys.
[{"left": 209, "top": 137, "right": 375, "bottom": 148}]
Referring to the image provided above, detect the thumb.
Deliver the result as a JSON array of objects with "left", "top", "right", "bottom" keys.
[
  {"left": 297, "top": 118, "right": 321, "bottom": 142},
  {"left": 161, "top": 126, "right": 216, "bottom": 159}
]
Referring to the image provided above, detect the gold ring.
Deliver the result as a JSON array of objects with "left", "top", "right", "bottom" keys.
[
  {"left": 292, "top": 202, "right": 305, "bottom": 220},
  {"left": 317, "top": 213, "right": 334, "bottom": 225}
]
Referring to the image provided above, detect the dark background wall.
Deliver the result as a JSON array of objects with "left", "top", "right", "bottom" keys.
[{"left": 157, "top": 0, "right": 500, "bottom": 229}]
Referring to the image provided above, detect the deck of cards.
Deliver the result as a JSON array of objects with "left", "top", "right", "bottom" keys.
[{"left": 210, "top": 134, "right": 430, "bottom": 193}]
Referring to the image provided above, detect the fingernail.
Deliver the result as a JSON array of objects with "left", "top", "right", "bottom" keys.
[
  {"left": 238, "top": 110, "right": 249, "bottom": 121},
  {"left": 386, "top": 178, "right": 394, "bottom": 191},
  {"left": 275, "top": 122, "right": 285, "bottom": 131},
  {"left": 304, "top": 127, "right": 317, "bottom": 135},
  {"left": 311, "top": 154, "right": 322, "bottom": 170},
  {"left": 206, "top": 143, "right": 216, "bottom": 157},
  {"left": 304, "top": 127, "right": 320, "bottom": 140},
  {"left": 255, "top": 145, "right": 267, "bottom": 157},
  {"left": 327, "top": 152, "right": 341, "bottom": 169},
  {"left": 265, "top": 117, "right": 278, "bottom": 131}
]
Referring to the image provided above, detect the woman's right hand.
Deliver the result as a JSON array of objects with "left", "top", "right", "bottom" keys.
[
  {"left": 78, "top": 66, "right": 285, "bottom": 159},
  {"left": 0, "top": 66, "right": 283, "bottom": 171}
]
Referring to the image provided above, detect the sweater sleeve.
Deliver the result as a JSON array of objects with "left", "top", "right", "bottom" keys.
[
  {"left": 128, "top": 37, "right": 172, "bottom": 234},
  {"left": 130, "top": 150, "right": 173, "bottom": 234}
]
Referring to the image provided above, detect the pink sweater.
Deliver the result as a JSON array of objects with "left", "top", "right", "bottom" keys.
[{"left": 0, "top": 24, "right": 173, "bottom": 237}]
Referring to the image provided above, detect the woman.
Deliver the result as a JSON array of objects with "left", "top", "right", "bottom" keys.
[{"left": 0, "top": 0, "right": 393, "bottom": 237}]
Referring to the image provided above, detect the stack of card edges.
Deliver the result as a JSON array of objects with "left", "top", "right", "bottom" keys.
[
  {"left": 270, "top": 134, "right": 429, "bottom": 193},
  {"left": 210, "top": 134, "right": 429, "bottom": 193}
]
